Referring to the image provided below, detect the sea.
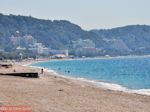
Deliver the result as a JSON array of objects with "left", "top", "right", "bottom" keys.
[{"left": 30, "top": 56, "right": 150, "bottom": 96}]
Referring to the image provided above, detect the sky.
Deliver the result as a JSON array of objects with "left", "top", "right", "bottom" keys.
[{"left": 0, "top": 0, "right": 150, "bottom": 30}]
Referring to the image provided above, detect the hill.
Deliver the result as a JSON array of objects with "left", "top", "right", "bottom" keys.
[
  {"left": 1, "top": 13, "right": 150, "bottom": 56},
  {"left": 91, "top": 25, "right": 150, "bottom": 55},
  {"left": 0, "top": 13, "right": 104, "bottom": 50}
]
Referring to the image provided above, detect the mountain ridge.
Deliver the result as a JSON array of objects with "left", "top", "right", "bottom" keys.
[{"left": 1, "top": 13, "right": 150, "bottom": 56}]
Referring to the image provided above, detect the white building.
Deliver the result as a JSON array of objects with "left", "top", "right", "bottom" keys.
[
  {"left": 29, "top": 42, "right": 50, "bottom": 55},
  {"left": 16, "top": 46, "right": 26, "bottom": 50},
  {"left": 50, "top": 49, "right": 69, "bottom": 56},
  {"left": 37, "top": 47, "right": 49, "bottom": 54},
  {"left": 9, "top": 35, "right": 35, "bottom": 46}
]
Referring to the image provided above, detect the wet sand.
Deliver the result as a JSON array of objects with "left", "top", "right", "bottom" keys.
[{"left": 0, "top": 62, "right": 150, "bottom": 112}]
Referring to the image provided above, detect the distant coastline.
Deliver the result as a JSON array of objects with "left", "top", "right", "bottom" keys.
[{"left": 26, "top": 54, "right": 150, "bottom": 64}]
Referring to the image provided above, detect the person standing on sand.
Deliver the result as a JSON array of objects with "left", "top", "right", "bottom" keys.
[{"left": 41, "top": 68, "right": 44, "bottom": 74}]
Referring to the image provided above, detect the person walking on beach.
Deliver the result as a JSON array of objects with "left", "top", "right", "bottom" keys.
[{"left": 41, "top": 68, "right": 44, "bottom": 74}]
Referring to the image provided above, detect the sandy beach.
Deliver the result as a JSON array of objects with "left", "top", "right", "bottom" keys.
[{"left": 0, "top": 61, "right": 150, "bottom": 112}]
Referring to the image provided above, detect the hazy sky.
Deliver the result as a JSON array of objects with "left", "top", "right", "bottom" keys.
[{"left": 0, "top": 0, "right": 150, "bottom": 30}]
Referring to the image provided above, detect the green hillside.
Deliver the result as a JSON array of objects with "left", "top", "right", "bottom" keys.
[
  {"left": 0, "top": 13, "right": 104, "bottom": 50},
  {"left": 1, "top": 13, "right": 150, "bottom": 56},
  {"left": 91, "top": 25, "right": 150, "bottom": 55}
]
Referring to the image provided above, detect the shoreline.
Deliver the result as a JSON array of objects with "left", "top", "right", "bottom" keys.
[
  {"left": 28, "top": 60, "right": 150, "bottom": 96},
  {"left": 25, "top": 54, "right": 150, "bottom": 64},
  {"left": 1, "top": 60, "right": 150, "bottom": 111}
]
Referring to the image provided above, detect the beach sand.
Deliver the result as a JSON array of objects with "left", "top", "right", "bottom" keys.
[{"left": 0, "top": 61, "right": 150, "bottom": 112}]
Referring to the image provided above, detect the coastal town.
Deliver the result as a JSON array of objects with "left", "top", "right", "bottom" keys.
[
  {"left": 1, "top": 0, "right": 150, "bottom": 112},
  {"left": 0, "top": 22, "right": 150, "bottom": 112},
  {"left": 9, "top": 34, "right": 100, "bottom": 58},
  {"left": 0, "top": 34, "right": 150, "bottom": 111}
]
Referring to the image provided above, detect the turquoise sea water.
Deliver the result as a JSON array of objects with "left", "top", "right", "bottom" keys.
[{"left": 30, "top": 57, "right": 150, "bottom": 90}]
